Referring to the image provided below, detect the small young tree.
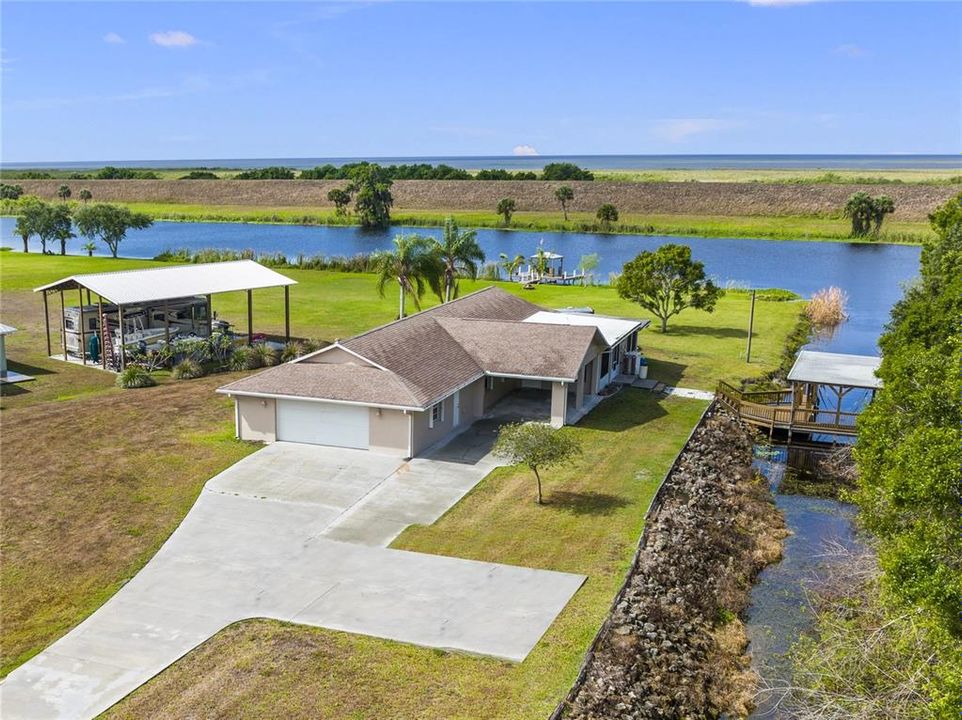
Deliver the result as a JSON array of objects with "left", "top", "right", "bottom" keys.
[
  {"left": 493, "top": 422, "right": 582, "bottom": 504},
  {"left": 82, "top": 241, "right": 97, "bottom": 257},
  {"left": 616, "top": 244, "right": 722, "bottom": 332},
  {"left": 79, "top": 188, "right": 93, "bottom": 204},
  {"left": 554, "top": 185, "right": 574, "bottom": 220},
  {"left": 75, "top": 204, "right": 153, "bottom": 258},
  {"left": 57, "top": 185, "right": 71, "bottom": 202},
  {"left": 596, "top": 203, "right": 619, "bottom": 230},
  {"left": 497, "top": 197, "right": 516, "bottom": 225},
  {"left": 327, "top": 187, "right": 352, "bottom": 215}
]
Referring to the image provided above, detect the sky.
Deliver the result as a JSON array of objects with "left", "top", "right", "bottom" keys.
[{"left": 1, "top": 1, "right": 960, "bottom": 163}]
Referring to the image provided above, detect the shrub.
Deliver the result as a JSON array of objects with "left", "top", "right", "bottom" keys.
[
  {"left": 115, "top": 365, "right": 156, "bottom": 389},
  {"left": 234, "top": 166, "right": 296, "bottom": 180},
  {"left": 805, "top": 287, "right": 848, "bottom": 327},
  {"left": 171, "top": 358, "right": 206, "bottom": 380},
  {"left": 280, "top": 341, "right": 305, "bottom": 363},
  {"left": 301, "top": 338, "right": 323, "bottom": 354},
  {"left": 541, "top": 162, "right": 594, "bottom": 181},
  {"left": 228, "top": 346, "right": 261, "bottom": 371},
  {"left": 179, "top": 171, "right": 219, "bottom": 180},
  {"left": 251, "top": 343, "right": 279, "bottom": 367}
]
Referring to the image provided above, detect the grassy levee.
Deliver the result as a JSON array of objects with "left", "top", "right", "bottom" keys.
[
  {"left": 111, "top": 202, "right": 934, "bottom": 243},
  {"left": 1, "top": 252, "right": 800, "bottom": 714}
]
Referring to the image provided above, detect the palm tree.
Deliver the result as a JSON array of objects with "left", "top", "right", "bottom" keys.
[
  {"left": 433, "top": 218, "right": 485, "bottom": 302},
  {"left": 499, "top": 253, "right": 525, "bottom": 281},
  {"left": 373, "top": 234, "right": 442, "bottom": 318},
  {"left": 57, "top": 185, "right": 71, "bottom": 202},
  {"left": 554, "top": 185, "right": 574, "bottom": 221},
  {"left": 79, "top": 189, "right": 93, "bottom": 204}
]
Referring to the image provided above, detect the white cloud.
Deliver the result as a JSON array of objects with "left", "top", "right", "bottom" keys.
[
  {"left": 149, "top": 31, "right": 199, "bottom": 48},
  {"left": 103, "top": 32, "right": 126, "bottom": 44},
  {"left": 512, "top": 144, "right": 539, "bottom": 156},
  {"left": 652, "top": 118, "right": 740, "bottom": 143},
  {"left": 833, "top": 43, "right": 866, "bottom": 58}
]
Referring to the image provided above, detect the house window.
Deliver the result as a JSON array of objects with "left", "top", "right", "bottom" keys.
[
  {"left": 627, "top": 332, "right": 638, "bottom": 352},
  {"left": 429, "top": 402, "right": 444, "bottom": 428},
  {"left": 600, "top": 351, "right": 610, "bottom": 377}
]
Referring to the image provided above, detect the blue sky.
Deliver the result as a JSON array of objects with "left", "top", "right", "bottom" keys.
[{"left": 2, "top": 1, "right": 959, "bottom": 162}]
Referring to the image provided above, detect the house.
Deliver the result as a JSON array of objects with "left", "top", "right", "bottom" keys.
[{"left": 218, "top": 287, "right": 649, "bottom": 457}]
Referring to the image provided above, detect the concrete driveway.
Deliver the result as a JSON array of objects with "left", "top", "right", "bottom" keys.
[{"left": 1, "top": 439, "right": 585, "bottom": 720}]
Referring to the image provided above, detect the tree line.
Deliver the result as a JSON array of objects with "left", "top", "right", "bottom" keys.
[{"left": 10, "top": 196, "right": 152, "bottom": 258}]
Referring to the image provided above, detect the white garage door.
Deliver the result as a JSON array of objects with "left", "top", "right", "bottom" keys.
[{"left": 276, "top": 400, "right": 370, "bottom": 449}]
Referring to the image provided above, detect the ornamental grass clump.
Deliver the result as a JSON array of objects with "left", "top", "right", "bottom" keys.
[
  {"left": 228, "top": 347, "right": 261, "bottom": 371},
  {"left": 806, "top": 287, "right": 849, "bottom": 328},
  {"left": 251, "top": 343, "right": 279, "bottom": 367},
  {"left": 280, "top": 341, "right": 304, "bottom": 363},
  {"left": 115, "top": 365, "right": 156, "bottom": 389},
  {"left": 171, "top": 358, "right": 206, "bottom": 380}
]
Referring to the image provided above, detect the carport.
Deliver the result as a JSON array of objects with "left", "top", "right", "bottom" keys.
[{"left": 34, "top": 260, "right": 296, "bottom": 370}]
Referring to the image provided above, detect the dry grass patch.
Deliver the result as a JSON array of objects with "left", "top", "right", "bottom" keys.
[{"left": 0, "top": 375, "right": 258, "bottom": 675}]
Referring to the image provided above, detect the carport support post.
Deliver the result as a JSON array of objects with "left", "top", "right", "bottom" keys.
[
  {"left": 78, "top": 287, "right": 87, "bottom": 365},
  {"left": 98, "top": 297, "right": 107, "bottom": 370},
  {"left": 117, "top": 304, "right": 126, "bottom": 370},
  {"left": 163, "top": 299, "right": 170, "bottom": 345},
  {"left": 246, "top": 290, "right": 253, "bottom": 345},
  {"left": 206, "top": 294, "right": 212, "bottom": 337},
  {"left": 59, "top": 291, "right": 67, "bottom": 360},
  {"left": 42, "top": 291, "right": 51, "bottom": 356},
  {"left": 284, "top": 286, "right": 290, "bottom": 343}
]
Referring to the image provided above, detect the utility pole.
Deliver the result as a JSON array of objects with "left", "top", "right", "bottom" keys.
[{"left": 746, "top": 289, "right": 756, "bottom": 364}]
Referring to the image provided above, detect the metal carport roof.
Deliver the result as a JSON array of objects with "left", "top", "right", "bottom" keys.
[
  {"left": 787, "top": 350, "right": 882, "bottom": 389},
  {"left": 34, "top": 260, "right": 296, "bottom": 304}
]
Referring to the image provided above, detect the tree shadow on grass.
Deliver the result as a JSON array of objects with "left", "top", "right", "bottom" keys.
[
  {"left": 661, "top": 324, "right": 748, "bottom": 340},
  {"left": 644, "top": 359, "right": 687, "bottom": 388},
  {"left": 548, "top": 490, "right": 630, "bottom": 516}
]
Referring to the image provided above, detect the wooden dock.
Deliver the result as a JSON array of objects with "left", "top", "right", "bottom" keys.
[{"left": 715, "top": 381, "right": 860, "bottom": 437}]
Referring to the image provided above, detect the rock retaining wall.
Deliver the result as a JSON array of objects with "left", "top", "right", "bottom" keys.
[{"left": 554, "top": 402, "right": 786, "bottom": 719}]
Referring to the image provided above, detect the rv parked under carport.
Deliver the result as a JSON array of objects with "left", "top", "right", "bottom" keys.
[{"left": 34, "top": 260, "right": 296, "bottom": 370}]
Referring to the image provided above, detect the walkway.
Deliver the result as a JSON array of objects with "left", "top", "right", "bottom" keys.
[{"left": 1, "top": 441, "right": 585, "bottom": 720}]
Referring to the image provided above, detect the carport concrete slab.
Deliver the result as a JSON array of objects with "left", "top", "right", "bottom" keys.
[{"left": 2, "top": 434, "right": 586, "bottom": 720}]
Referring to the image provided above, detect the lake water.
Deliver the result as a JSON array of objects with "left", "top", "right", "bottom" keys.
[
  {"left": 4, "top": 154, "right": 960, "bottom": 171},
  {"left": 1, "top": 218, "right": 920, "bottom": 356}
]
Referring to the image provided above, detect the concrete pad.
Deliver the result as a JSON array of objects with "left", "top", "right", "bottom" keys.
[{"left": 2, "top": 436, "right": 585, "bottom": 720}]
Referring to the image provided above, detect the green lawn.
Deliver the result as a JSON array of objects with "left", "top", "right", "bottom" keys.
[
  {"left": 114, "top": 201, "right": 933, "bottom": 244},
  {"left": 104, "top": 391, "right": 707, "bottom": 720},
  {"left": 1, "top": 252, "right": 804, "bottom": 398},
  {"left": 0, "top": 251, "right": 801, "bottom": 714}
]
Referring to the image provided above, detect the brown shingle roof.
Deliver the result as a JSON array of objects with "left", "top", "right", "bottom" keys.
[
  {"left": 435, "top": 318, "right": 600, "bottom": 381},
  {"left": 218, "top": 362, "right": 420, "bottom": 408},
  {"left": 219, "top": 286, "right": 621, "bottom": 408}
]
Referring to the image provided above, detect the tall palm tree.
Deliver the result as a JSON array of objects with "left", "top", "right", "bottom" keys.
[
  {"left": 433, "top": 218, "right": 485, "bottom": 302},
  {"left": 373, "top": 234, "right": 442, "bottom": 318}
]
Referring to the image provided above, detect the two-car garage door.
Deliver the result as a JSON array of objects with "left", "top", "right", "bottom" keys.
[{"left": 275, "top": 399, "right": 370, "bottom": 449}]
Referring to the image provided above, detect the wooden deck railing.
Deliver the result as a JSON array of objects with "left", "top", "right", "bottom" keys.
[{"left": 716, "top": 381, "right": 860, "bottom": 436}]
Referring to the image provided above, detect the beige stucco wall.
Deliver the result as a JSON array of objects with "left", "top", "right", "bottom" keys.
[
  {"left": 368, "top": 407, "right": 410, "bottom": 455},
  {"left": 483, "top": 376, "right": 522, "bottom": 410},
  {"left": 550, "top": 381, "right": 567, "bottom": 428},
  {"left": 237, "top": 396, "right": 276, "bottom": 442},
  {"left": 411, "top": 395, "right": 453, "bottom": 455}
]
